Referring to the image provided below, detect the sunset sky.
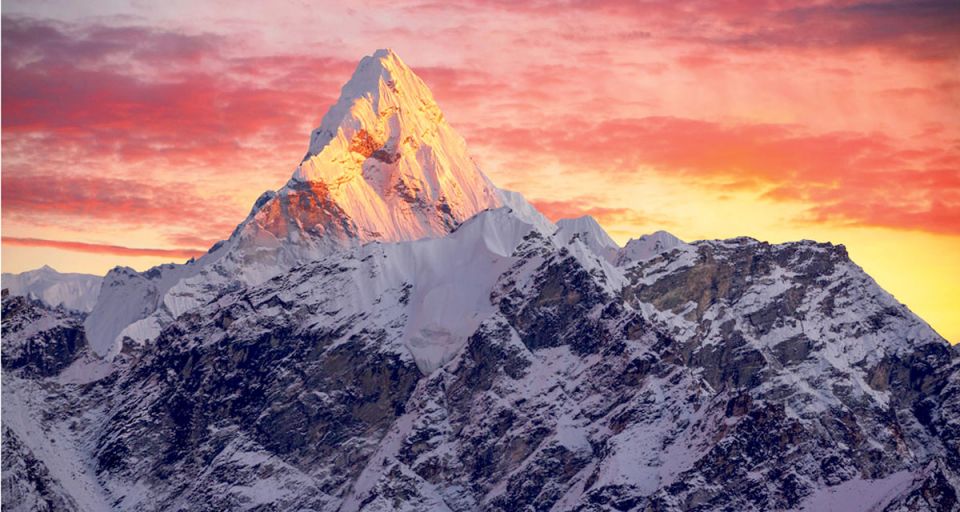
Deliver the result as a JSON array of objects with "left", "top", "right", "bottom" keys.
[{"left": 1, "top": 0, "right": 958, "bottom": 341}]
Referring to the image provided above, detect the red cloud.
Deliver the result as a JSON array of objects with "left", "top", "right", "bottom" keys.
[
  {"left": 3, "top": 237, "right": 205, "bottom": 259},
  {"left": 1, "top": 174, "right": 237, "bottom": 241},
  {"left": 1, "top": 16, "right": 360, "bottom": 253}
]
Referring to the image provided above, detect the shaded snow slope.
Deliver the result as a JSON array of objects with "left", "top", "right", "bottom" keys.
[{"left": 2, "top": 265, "right": 102, "bottom": 313}]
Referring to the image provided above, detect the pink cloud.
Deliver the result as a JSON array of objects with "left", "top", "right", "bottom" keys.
[
  {"left": 456, "top": 0, "right": 960, "bottom": 61},
  {"left": 2, "top": 16, "right": 355, "bottom": 171}
]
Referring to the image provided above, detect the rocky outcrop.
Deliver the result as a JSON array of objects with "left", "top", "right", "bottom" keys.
[
  {"left": 1, "top": 294, "right": 87, "bottom": 378},
  {"left": 1, "top": 426, "right": 79, "bottom": 512}
]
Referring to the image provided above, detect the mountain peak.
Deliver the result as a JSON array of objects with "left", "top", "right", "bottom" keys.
[
  {"left": 368, "top": 48, "right": 405, "bottom": 69},
  {"left": 556, "top": 216, "right": 618, "bottom": 246},
  {"left": 1, "top": 265, "right": 102, "bottom": 313},
  {"left": 619, "top": 230, "right": 687, "bottom": 264},
  {"left": 230, "top": 49, "right": 502, "bottom": 256},
  {"left": 300, "top": 48, "right": 437, "bottom": 165},
  {"left": 83, "top": 50, "right": 539, "bottom": 357},
  {"left": 555, "top": 215, "right": 620, "bottom": 263}
]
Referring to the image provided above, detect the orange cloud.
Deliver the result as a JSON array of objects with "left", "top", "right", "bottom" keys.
[
  {"left": 3, "top": 237, "right": 205, "bottom": 259},
  {"left": 530, "top": 197, "right": 665, "bottom": 228},
  {"left": 473, "top": 117, "right": 960, "bottom": 235}
]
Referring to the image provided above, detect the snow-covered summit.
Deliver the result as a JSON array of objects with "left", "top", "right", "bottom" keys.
[
  {"left": 617, "top": 230, "right": 687, "bottom": 264},
  {"left": 303, "top": 49, "right": 420, "bottom": 160},
  {"left": 245, "top": 48, "right": 504, "bottom": 246},
  {"left": 1, "top": 265, "right": 102, "bottom": 313},
  {"left": 84, "top": 49, "right": 523, "bottom": 358},
  {"left": 555, "top": 216, "right": 620, "bottom": 263}
]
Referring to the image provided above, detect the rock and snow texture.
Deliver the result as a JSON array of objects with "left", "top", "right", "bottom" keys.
[
  {"left": 7, "top": 228, "right": 960, "bottom": 512},
  {"left": 4, "top": 49, "right": 960, "bottom": 512},
  {"left": 5, "top": 225, "right": 958, "bottom": 511},
  {"left": 83, "top": 262, "right": 203, "bottom": 357},
  {"left": 555, "top": 216, "right": 620, "bottom": 263},
  {"left": 1, "top": 265, "right": 102, "bottom": 313},
  {"left": 82, "top": 48, "right": 513, "bottom": 358},
  {"left": 618, "top": 230, "right": 687, "bottom": 265}
]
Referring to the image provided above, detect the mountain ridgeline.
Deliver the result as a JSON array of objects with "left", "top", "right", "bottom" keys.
[{"left": 3, "top": 49, "right": 959, "bottom": 512}]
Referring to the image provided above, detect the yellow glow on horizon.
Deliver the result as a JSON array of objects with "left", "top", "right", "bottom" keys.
[{"left": 1, "top": 245, "right": 193, "bottom": 277}]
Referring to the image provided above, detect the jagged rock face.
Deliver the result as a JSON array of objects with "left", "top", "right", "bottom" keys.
[
  {"left": 94, "top": 311, "right": 420, "bottom": 510},
  {"left": 2, "top": 426, "right": 79, "bottom": 512},
  {"left": 2, "top": 294, "right": 87, "bottom": 378},
  {"left": 617, "top": 238, "right": 960, "bottom": 510}
]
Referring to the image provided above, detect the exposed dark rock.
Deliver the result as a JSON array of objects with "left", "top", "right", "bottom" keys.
[
  {"left": 1, "top": 426, "right": 79, "bottom": 512},
  {"left": 1, "top": 295, "right": 87, "bottom": 377}
]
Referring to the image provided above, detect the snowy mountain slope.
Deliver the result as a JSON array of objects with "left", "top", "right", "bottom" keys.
[
  {"left": 2, "top": 425, "right": 81, "bottom": 512},
  {"left": 547, "top": 220, "right": 687, "bottom": 268},
  {"left": 54, "top": 207, "right": 562, "bottom": 509},
  {"left": 82, "top": 49, "right": 523, "bottom": 358},
  {"left": 4, "top": 48, "right": 960, "bottom": 512},
  {"left": 1, "top": 265, "right": 102, "bottom": 313},
  {"left": 338, "top": 236, "right": 960, "bottom": 511},
  {"left": 5, "top": 220, "right": 958, "bottom": 511},
  {"left": 1, "top": 294, "right": 116, "bottom": 512},
  {"left": 613, "top": 237, "right": 960, "bottom": 510},
  {"left": 83, "top": 262, "right": 205, "bottom": 357},
  {"left": 1, "top": 292, "right": 88, "bottom": 377},
  {"left": 497, "top": 188, "right": 556, "bottom": 235}
]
